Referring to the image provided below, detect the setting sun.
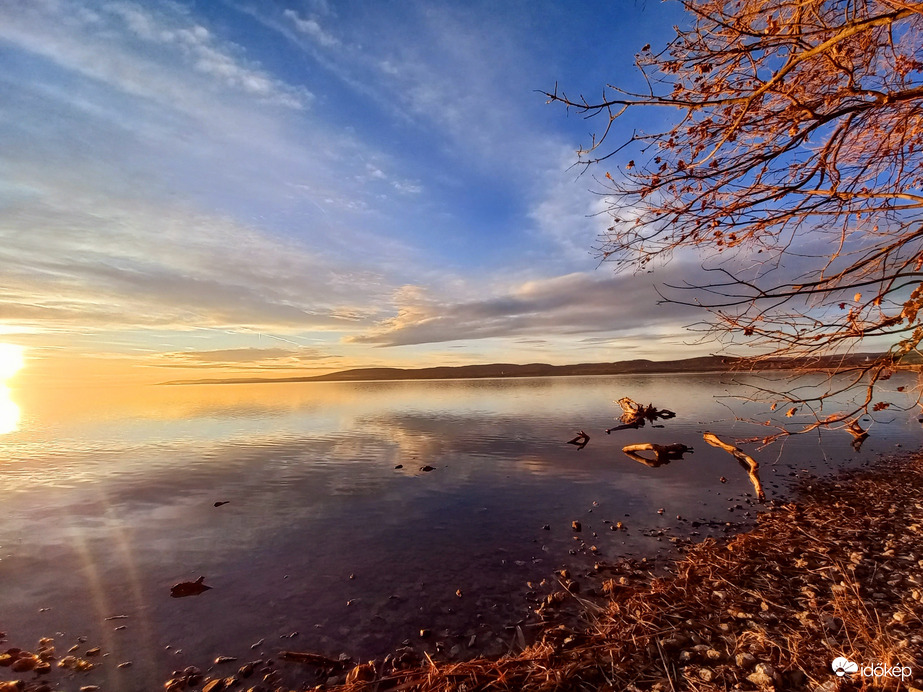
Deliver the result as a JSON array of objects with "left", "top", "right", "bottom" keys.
[{"left": 0, "top": 343, "right": 25, "bottom": 380}]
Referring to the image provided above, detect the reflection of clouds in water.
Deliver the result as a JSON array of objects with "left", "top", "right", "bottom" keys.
[{"left": 511, "top": 455, "right": 553, "bottom": 476}]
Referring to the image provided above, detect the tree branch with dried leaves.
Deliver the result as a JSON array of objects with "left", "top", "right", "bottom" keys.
[{"left": 547, "top": 0, "right": 923, "bottom": 441}]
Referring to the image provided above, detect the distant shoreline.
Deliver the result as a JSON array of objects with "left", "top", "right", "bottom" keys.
[{"left": 160, "top": 353, "right": 888, "bottom": 386}]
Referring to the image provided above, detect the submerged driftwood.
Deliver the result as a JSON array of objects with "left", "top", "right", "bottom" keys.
[
  {"left": 621, "top": 442, "right": 692, "bottom": 467},
  {"left": 566, "top": 430, "right": 590, "bottom": 450},
  {"left": 845, "top": 418, "right": 869, "bottom": 451},
  {"left": 703, "top": 432, "right": 765, "bottom": 502}
]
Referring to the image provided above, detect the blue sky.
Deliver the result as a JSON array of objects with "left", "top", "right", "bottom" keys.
[{"left": 0, "top": 0, "right": 702, "bottom": 385}]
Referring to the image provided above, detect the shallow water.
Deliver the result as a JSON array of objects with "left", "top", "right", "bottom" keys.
[{"left": 1, "top": 372, "right": 921, "bottom": 688}]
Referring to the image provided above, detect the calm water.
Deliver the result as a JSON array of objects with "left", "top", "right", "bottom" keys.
[{"left": 1, "top": 372, "right": 921, "bottom": 688}]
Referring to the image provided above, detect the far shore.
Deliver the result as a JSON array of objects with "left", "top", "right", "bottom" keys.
[{"left": 160, "top": 352, "right": 897, "bottom": 386}]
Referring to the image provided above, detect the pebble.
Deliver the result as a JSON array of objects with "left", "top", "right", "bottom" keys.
[
  {"left": 746, "top": 670, "right": 773, "bottom": 687},
  {"left": 736, "top": 652, "right": 756, "bottom": 668},
  {"left": 697, "top": 667, "right": 715, "bottom": 682}
]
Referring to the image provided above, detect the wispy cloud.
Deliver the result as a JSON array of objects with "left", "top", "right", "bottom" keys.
[
  {"left": 238, "top": 2, "right": 604, "bottom": 262},
  {"left": 348, "top": 271, "right": 699, "bottom": 347},
  {"left": 283, "top": 8, "right": 339, "bottom": 48},
  {"left": 0, "top": 0, "right": 310, "bottom": 113},
  {"left": 0, "top": 181, "right": 387, "bottom": 333},
  {"left": 154, "top": 347, "right": 338, "bottom": 369}
]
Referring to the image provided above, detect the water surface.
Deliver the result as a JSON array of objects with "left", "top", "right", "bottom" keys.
[{"left": 1, "top": 373, "right": 920, "bottom": 688}]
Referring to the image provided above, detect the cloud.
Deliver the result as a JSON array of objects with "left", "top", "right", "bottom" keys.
[
  {"left": 348, "top": 271, "right": 700, "bottom": 347},
  {"left": 154, "top": 347, "right": 336, "bottom": 368},
  {"left": 283, "top": 8, "right": 339, "bottom": 47},
  {"left": 0, "top": 0, "right": 310, "bottom": 113},
  {"left": 235, "top": 2, "right": 607, "bottom": 264},
  {"left": 0, "top": 182, "right": 388, "bottom": 334}
]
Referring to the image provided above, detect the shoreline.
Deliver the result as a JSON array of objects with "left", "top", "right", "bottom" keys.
[
  {"left": 2, "top": 451, "right": 921, "bottom": 691},
  {"left": 328, "top": 450, "right": 923, "bottom": 691}
]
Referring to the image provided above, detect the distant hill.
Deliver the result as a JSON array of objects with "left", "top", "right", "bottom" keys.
[{"left": 160, "top": 353, "right": 888, "bottom": 386}]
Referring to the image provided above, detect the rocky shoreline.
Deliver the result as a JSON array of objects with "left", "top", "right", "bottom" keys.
[
  {"left": 2, "top": 451, "right": 922, "bottom": 691},
  {"left": 323, "top": 451, "right": 923, "bottom": 691}
]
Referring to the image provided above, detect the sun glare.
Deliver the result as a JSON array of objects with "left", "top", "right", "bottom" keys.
[
  {"left": 0, "top": 385, "right": 19, "bottom": 435},
  {"left": 0, "top": 343, "right": 25, "bottom": 381}
]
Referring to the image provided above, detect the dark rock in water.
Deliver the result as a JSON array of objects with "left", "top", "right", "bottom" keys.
[
  {"left": 420, "top": 465, "right": 435, "bottom": 472},
  {"left": 170, "top": 576, "right": 212, "bottom": 598},
  {"left": 213, "top": 501, "right": 230, "bottom": 507},
  {"left": 279, "top": 650, "right": 342, "bottom": 667},
  {"left": 394, "top": 464, "right": 403, "bottom": 469}
]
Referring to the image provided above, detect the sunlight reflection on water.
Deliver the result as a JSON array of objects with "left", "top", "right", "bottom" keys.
[{"left": 0, "top": 384, "right": 20, "bottom": 434}]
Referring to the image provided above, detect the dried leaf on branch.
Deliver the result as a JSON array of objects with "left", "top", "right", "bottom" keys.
[{"left": 545, "top": 0, "right": 923, "bottom": 436}]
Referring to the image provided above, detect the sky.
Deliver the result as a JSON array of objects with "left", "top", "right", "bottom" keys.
[{"left": 0, "top": 0, "right": 702, "bottom": 386}]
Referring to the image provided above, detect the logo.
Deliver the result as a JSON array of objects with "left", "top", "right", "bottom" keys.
[
  {"left": 832, "top": 657, "right": 858, "bottom": 677},
  {"left": 831, "top": 658, "right": 912, "bottom": 681}
]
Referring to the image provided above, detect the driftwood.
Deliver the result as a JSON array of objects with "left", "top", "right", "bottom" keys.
[
  {"left": 607, "top": 397, "right": 676, "bottom": 433},
  {"left": 703, "top": 432, "right": 766, "bottom": 502},
  {"left": 846, "top": 419, "right": 869, "bottom": 451},
  {"left": 621, "top": 442, "right": 692, "bottom": 467},
  {"left": 566, "top": 430, "right": 590, "bottom": 450}
]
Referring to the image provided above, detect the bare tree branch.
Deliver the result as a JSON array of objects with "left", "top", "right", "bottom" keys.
[{"left": 548, "top": 0, "right": 923, "bottom": 440}]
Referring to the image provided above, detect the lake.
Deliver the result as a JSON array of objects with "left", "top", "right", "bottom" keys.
[{"left": 1, "top": 372, "right": 920, "bottom": 688}]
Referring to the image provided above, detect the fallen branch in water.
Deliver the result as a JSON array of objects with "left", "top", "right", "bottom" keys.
[
  {"left": 621, "top": 442, "right": 692, "bottom": 468},
  {"left": 703, "top": 432, "right": 766, "bottom": 502},
  {"left": 607, "top": 397, "right": 676, "bottom": 433},
  {"left": 566, "top": 430, "right": 590, "bottom": 450},
  {"left": 845, "top": 419, "right": 869, "bottom": 451}
]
